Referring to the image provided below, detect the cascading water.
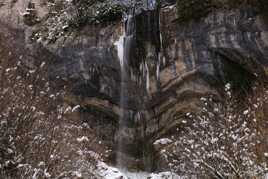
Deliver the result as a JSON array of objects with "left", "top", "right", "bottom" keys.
[
  {"left": 114, "top": 9, "right": 136, "bottom": 168},
  {"left": 114, "top": 27, "right": 126, "bottom": 168},
  {"left": 114, "top": 0, "right": 161, "bottom": 177}
]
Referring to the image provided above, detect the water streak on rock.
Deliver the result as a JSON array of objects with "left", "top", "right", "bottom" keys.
[{"left": 115, "top": 9, "right": 136, "bottom": 168}]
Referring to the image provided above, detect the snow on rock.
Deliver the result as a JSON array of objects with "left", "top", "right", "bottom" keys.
[
  {"left": 149, "top": 172, "right": 184, "bottom": 179},
  {"left": 71, "top": 105, "right": 80, "bottom": 112},
  {"left": 243, "top": 110, "right": 249, "bottom": 115},
  {"left": 124, "top": 171, "right": 149, "bottom": 179},
  {"left": 265, "top": 173, "right": 268, "bottom": 179},
  {"left": 153, "top": 138, "right": 173, "bottom": 150},
  {"left": 96, "top": 161, "right": 182, "bottom": 179},
  {"left": 97, "top": 161, "right": 127, "bottom": 179},
  {"left": 72, "top": 171, "right": 82, "bottom": 178},
  {"left": 122, "top": 170, "right": 183, "bottom": 179},
  {"left": 153, "top": 138, "right": 173, "bottom": 145},
  {"left": 76, "top": 136, "right": 89, "bottom": 142}
]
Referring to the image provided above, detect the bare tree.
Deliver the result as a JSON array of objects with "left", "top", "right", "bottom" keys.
[
  {"left": 160, "top": 83, "right": 268, "bottom": 179},
  {"left": 0, "top": 54, "right": 100, "bottom": 178}
]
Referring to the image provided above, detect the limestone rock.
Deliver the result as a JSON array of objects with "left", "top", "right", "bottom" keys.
[{"left": 0, "top": 0, "right": 267, "bottom": 173}]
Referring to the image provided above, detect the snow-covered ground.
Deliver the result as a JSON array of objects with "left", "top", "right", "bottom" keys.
[{"left": 97, "top": 161, "right": 184, "bottom": 179}]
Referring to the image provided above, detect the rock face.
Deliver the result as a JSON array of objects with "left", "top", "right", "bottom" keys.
[
  {"left": 1, "top": 0, "right": 268, "bottom": 172},
  {"left": 0, "top": 0, "right": 48, "bottom": 28},
  {"left": 154, "top": 3, "right": 268, "bottom": 135}
]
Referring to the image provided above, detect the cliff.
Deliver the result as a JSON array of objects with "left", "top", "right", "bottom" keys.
[{"left": 0, "top": 0, "right": 268, "bottom": 178}]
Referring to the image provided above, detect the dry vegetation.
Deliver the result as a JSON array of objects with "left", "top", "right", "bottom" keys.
[
  {"left": 0, "top": 26, "right": 103, "bottom": 179},
  {"left": 159, "top": 83, "right": 268, "bottom": 178}
]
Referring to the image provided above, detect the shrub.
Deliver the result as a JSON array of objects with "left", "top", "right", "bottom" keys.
[
  {"left": 69, "top": 0, "right": 125, "bottom": 27},
  {"left": 159, "top": 83, "right": 268, "bottom": 178},
  {"left": 0, "top": 31, "right": 99, "bottom": 178}
]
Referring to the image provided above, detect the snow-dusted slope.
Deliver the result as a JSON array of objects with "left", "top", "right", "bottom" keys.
[{"left": 97, "top": 161, "right": 183, "bottom": 179}]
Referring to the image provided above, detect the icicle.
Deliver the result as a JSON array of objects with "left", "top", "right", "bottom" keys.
[
  {"left": 163, "top": 56, "right": 166, "bottom": 66},
  {"left": 156, "top": 55, "right": 160, "bottom": 81},
  {"left": 79, "top": 59, "right": 90, "bottom": 80},
  {"left": 145, "top": 62, "right": 150, "bottom": 92},
  {"left": 114, "top": 33, "right": 125, "bottom": 68},
  {"left": 139, "top": 63, "right": 143, "bottom": 72},
  {"left": 159, "top": 9, "right": 163, "bottom": 50},
  {"left": 79, "top": 59, "right": 85, "bottom": 71}
]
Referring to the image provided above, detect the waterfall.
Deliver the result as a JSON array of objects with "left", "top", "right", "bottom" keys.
[
  {"left": 114, "top": 26, "right": 126, "bottom": 168},
  {"left": 114, "top": 10, "right": 135, "bottom": 168},
  {"left": 114, "top": 0, "right": 160, "bottom": 174},
  {"left": 115, "top": 33, "right": 124, "bottom": 67}
]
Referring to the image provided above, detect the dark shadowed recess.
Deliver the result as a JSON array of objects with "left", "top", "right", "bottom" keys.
[{"left": 212, "top": 48, "right": 267, "bottom": 97}]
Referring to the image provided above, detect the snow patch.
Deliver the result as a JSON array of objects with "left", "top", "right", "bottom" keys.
[
  {"left": 97, "top": 162, "right": 127, "bottom": 179},
  {"left": 243, "top": 110, "right": 249, "bottom": 115},
  {"left": 150, "top": 172, "right": 184, "bottom": 179},
  {"left": 153, "top": 138, "right": 173, "bottom": 145},
  {"left": 71, "top": 105, "right": 80, "bottom": 112},
  {"left": 76, "top": 136, "right": 89, "bottom": 142},
  {"left": 96, "top": 161, "right": 183, "bottom": 179}
]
